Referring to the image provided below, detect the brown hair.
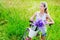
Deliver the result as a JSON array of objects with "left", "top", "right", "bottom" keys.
[
  {"left": 41, "top": 2, "right": 48, "bottom": 20},
  {"left": 41, "top": 2, "right": 48, "bottom": 14}
]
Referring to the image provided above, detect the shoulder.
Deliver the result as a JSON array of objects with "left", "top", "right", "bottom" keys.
[
  {"left": 34, "top": 11, "right": 39, "bottom": 13},
  {"left": 46, "top": 13, "right": 50, "bottom": 17},
  {"left": 34, "top": 11, "right": 40, "bottom": 15},
  {"left": 36, "top": 11, "right": 40, "bottom": 13}
]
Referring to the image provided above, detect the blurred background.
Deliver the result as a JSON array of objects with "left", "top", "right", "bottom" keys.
[{"left": 0, "top": 0, "right": 60, "bottom": 40}]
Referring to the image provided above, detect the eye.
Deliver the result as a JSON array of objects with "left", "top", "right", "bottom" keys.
[
  {"left": 40, "top": 6, "right": 42, "bottom": 7},
  {"left": 40, "top": 4, "right": 44, "bottom": 7}
]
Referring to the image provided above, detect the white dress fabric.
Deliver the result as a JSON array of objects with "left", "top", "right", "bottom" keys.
[
  {"left": 35, "top": 12, "right": 47, "bottom": 35},
  {"left": 29, "top": 12, "right": 47, "bottom": 38}
]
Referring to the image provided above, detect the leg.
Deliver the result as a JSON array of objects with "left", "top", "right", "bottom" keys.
[
  {"left": 38, "top": 27, "right": 47, "bottom": 40},
  {"left": 26, "top": 37, "right": 32, "bottom": 40},
  {"left": 41, "top": 36, "right": 46, "bottom": 40},
  {"left": 29, "top": 37, "right": 32, "bottom": 40},
  {"left": 28, "top": 37, "right": 32, "bottom": 40}
]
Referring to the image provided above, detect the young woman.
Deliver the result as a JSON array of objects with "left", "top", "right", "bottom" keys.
[{"left": 29, "top": 2, "right": 54, "bottom": 40}]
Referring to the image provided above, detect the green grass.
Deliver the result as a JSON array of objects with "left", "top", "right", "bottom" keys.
[{"left": 0, "top": 0, "right": 60, "bottom": 40}]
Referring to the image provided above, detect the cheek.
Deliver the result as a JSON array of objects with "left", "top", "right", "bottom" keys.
[{"left": 40, "top": 7, "right": 44, "bottom": 10}]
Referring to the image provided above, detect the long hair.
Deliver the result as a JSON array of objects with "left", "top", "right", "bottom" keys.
[
  {"left": 41, "top": 2, "right": 48, "bottom": 20},
  {"left": 41, "top": 2, "right": 48, "bottom": 14}
]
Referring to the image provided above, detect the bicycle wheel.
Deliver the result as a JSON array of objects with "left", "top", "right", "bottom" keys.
[{"left": 22, "top": 28, "right": 29, "bottom": 40}]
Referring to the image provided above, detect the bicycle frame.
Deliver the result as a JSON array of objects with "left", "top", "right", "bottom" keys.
[{"left": 22, "top": 20, "right": 53, "bottom": 40}]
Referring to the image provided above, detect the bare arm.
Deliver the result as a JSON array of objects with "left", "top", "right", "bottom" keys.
[
  {"left": 46, "top": 14, "right": 54, "bottom": 24},
  {"left": 30, "top": 12, "right": 36, "bottom": 21}
]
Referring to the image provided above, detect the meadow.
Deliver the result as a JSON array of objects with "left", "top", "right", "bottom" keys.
[{"left": 0, "top": 0, "right": 60, "bottom": 40}]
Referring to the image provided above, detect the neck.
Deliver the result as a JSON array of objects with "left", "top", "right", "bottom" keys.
[{"left": 40, "top": 10, "right": 44, "bottom": 14}]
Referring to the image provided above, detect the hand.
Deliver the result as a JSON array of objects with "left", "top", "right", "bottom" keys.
[
  {"left": 29, "top": 20, "right": 33, "bottom": 23},
  {"left": 46, "top": 22, "right": 53, "bottom": 26},
  {"left": 49, "top": 24, "right": 53, "bottom": 26}
]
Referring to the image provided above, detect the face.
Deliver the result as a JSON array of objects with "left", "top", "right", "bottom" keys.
[{"left": 40, "top": 4, "right": 45, "bottom": 11}]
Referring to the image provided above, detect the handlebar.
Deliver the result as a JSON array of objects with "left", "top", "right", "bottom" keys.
[
  {"left": 29, "top": 20, "right": 33, "bottom": 23},
  {"left": 29, "top": 20, "right": 53, "bottom": 27},
  {"left": 49, "top": 24, "right": 53, "bottom": 27}
]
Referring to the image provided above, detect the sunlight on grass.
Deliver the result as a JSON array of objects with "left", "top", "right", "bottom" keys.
[{"left": 0, "top": 0, "right": 60, "bottom": 40}]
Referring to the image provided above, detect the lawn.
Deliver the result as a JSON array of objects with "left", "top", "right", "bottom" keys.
[{"left": 0, "top": 0, "right": 60, "bottom": 40}]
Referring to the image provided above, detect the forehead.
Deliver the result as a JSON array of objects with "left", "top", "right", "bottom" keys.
[{"left": 40, "top": 4, "right": 44, "bottom": 6}]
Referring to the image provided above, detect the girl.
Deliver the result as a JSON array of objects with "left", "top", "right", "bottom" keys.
[{"left": 29, "top": 2, "right": 54, "bottom": 40}]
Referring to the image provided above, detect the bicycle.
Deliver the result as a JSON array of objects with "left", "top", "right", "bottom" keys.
[{"left": 22, "top": 20, "right": 53, "bottom": 40}]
